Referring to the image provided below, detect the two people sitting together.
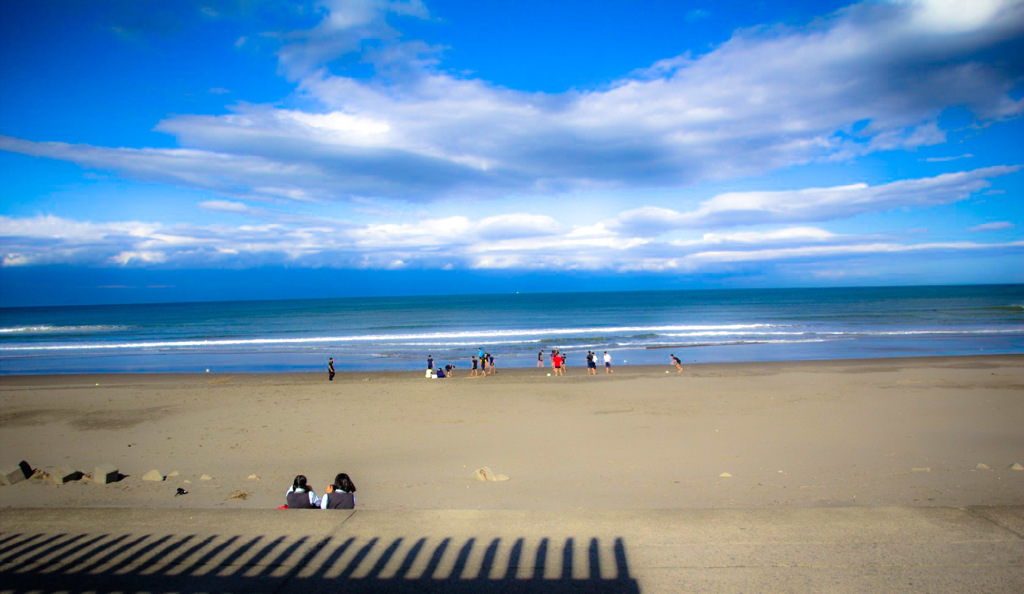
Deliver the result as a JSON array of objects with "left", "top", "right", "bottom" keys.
[{"left": 284, "top": 473, "right": 357, "bottom": 509}]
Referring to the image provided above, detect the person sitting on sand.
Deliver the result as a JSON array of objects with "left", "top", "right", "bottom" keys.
[
  {"left": 321, "top": 473, "right": 357, "bottom": 509},
  {"left": 285, "top": 474, "right": 321, "bottom": 509},
  {"left": 671, "top": 354, "right": 683, "bottom": 374}
]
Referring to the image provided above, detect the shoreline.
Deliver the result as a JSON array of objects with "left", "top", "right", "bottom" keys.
[
  {"left": 2, "top": 352, "right": 1022, "bottom": 381},
  {"left": 2, "top": 354, "right": 1023, "bottom": 511}
]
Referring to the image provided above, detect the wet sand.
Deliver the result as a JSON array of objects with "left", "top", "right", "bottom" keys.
[{"left": 1, "top": 355, "right": 1022, "bottom": 510}]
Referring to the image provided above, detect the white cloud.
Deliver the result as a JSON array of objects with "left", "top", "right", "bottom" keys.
[
  {"left": 612, "top": 166, "right": 1020, "bottom": 235},
  {"left": 681, "top": 227, "right": 838, "bottom": 246},
  {"left": 199, "top": 200, "right": 254, "bottom": 214},
  {"left": 3, "top": 0, "right": 1022, "bottom": 203},
  {"left": 276, "top": 0, "right": 432, "bottom": 79},
  {"left": 3, "top": 198, "right": 1021, "bottom": 274},
  {"left": 968, "top": 221, "right": 1014, "bottom": 231},
  {"left": 924, "top": 153, "right": 974, "bottom": 162},
  {"left": 683, "top": 239, "right": 1024, "bottom": 266}
]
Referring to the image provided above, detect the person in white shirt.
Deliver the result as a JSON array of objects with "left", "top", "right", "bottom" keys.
[
  {"left": 604, "top": 351, "right": 614, "bottom": 373},
  {"left": 321, "top": 473, "right": 357, "bottom": 509},
  {"left": 284, "top": 474, "right": 321, "bottom": 509}
]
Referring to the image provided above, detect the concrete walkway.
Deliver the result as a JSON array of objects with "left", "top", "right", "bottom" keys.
[{"left": 2, "top": 506, "right": 1022, "bottom": 592}]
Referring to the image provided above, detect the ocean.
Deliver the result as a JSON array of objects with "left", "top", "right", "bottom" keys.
[{"left": 1, "top": 285, "right": 1021, "bottom": 375}]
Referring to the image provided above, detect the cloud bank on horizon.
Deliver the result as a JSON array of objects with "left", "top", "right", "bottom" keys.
[{"left": 1, "top": 0, "right": 1022, "bottom": 299}]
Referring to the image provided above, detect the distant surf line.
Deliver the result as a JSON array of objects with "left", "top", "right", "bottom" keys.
[
  {"left": 2, "top": 326, "right": 1020, "bottom": 353},
  {"left": 0, "top": 323, "right": 776, "bottom": 351}
]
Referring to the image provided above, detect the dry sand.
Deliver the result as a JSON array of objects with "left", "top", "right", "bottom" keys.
[{"left": 1, "top": 355, "right": 1023, "bottom": 511}]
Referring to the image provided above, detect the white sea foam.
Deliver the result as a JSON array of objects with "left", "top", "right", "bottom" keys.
[
  {"left": 1, "top": 325, "right": 1020, "bottom": 353},
  {"left": 0, "top": 324, "right": 775, "bottom": 351},
  {"left": 0, "top": 325, "right": 127, "bottom": 334},
  {"left": 663, "top": 331, "right": 807, "bottom": 338},
  {"left": 818, "top": 329, "right": 1023, "bottom": 336}
]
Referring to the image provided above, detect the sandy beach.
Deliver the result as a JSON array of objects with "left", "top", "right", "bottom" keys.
[{"left": 2, "top": 355, "right": 1023, "bottom": 511}]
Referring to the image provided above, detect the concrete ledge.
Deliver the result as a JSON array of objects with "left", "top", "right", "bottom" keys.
[{"left": 1, "top": 507, "right": 1022, "bottom": 592}]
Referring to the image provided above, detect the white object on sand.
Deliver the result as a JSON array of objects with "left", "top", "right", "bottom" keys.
[
  {"left": 142, "top": 470, "right": 165, "bottom": 482},
  {"left": 472, "top": 467, "right": 509, "bottom": 482}
]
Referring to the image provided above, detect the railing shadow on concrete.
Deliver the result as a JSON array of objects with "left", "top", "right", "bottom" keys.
[{"left": 0, "top": 531, "right": 639, "bottom": 592}]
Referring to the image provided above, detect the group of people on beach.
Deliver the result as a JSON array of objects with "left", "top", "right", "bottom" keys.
[
  {"left": 541, "top": 349, "right": 614, "bottom": 376},
  {"left": 427, "top": 355, "right": 457, "bottom": 378},
  {"left": 283, "top": 473, "right": 357, "bottom": 509},
  {"left": 470, "top": 348, "right": 496, "bottom": 377},
  {"left": 419, "top": 348, "right": 684, "bottom": 378},
  {"left": 334, "top": 348, "right": 683, "bottom": 381}
]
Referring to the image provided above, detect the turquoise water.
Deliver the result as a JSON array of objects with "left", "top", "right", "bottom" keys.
[{"left": 1, "top": 285, "right": 1021, "bottom": 374}]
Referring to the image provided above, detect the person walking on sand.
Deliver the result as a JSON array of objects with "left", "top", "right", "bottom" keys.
[
  {"left": 587, "top": 351, "right": 597, "bottom": 375},
  {"left": 670, "top": 354, "right": 683, "bottom": 374},
  {"left": 537, "top": 350, "right": 544, "bottom": 367},
  {"left": 471, "top": 355, "right": 478, "bottom": 377},
  {"left": 604, "top": 351, "right": 614, "bottom": 374},
  {"left": 328, "top": 357, "right": 335, "bottom": 381},
  {"left": 321, "top": 473, "right": 357, "bottom": 509}
]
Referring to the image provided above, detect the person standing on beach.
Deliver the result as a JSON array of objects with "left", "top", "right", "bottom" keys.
[
  {"left": 537, "top": 350, "right": 544, "bottom": 367},
  {"left": 488, "top": 354, "right": 496, "bottom": 374},
  {"left": 471, "top": 355, "right": 478, "bottom": 376},
  {"left": 586, "top": 351, "right": 597, "bottom": 375},
  {"left": 670, "top": 354, "right": 683, "bottom": 373},
  {"left": 604, "top": 351, "right": 613, "bottom": 374},
  {"left": 328, "top": 357, "right": 335, "bottom": 381},
  {"left": 427, "top": 355, "right": 433, "bottom": 371}
]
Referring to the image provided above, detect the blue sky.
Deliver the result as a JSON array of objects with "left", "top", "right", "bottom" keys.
[{"left": 1, "top": 0, "right": 1022, "bottom": 306}]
